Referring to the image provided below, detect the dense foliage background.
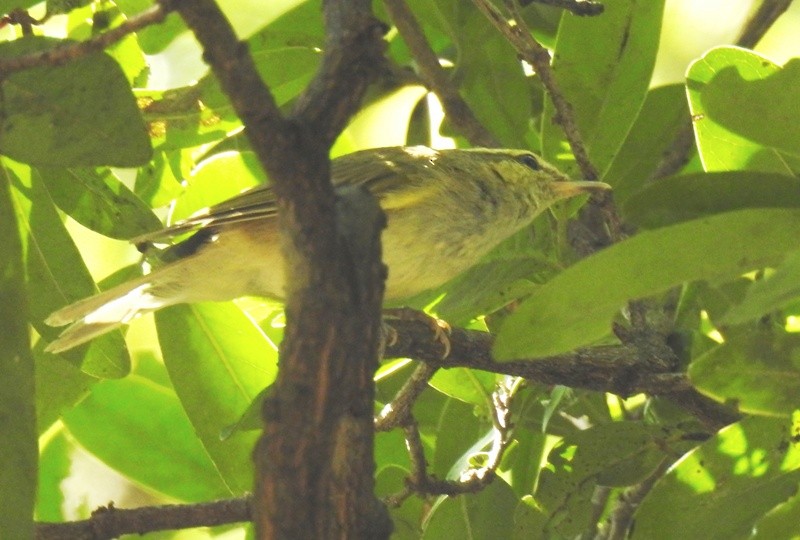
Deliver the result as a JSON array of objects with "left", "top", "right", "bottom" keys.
[{"left": 2, "top": 0, "right": 800, "bottom": 538}]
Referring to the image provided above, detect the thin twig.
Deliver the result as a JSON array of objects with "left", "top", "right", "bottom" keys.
[
  {"left": 375, "top": 362, "right": 438, "bottom": 431},
  {"left": 523, "top": 0, "right": 605, "bottom": 16},
  {"left": 386, "top": 377, "right": 518, "bottom": 504},
  {"left": 383, "top": 0, "right": 499, "bottom": 147},
  {"left": 35, "top": 497, "right": 250, "bottom": 540},
  {"left": 737, "top": 0, "right": 794, "bottom": 49},
  {"left": 599, "top": 456, "right": 673, "bottom": 540},
  {"left": 472, "top": 0, "right": 598, "bottom": 180},
  {"left": 0, "top": 3, "right": 171, "bottom": 75}
]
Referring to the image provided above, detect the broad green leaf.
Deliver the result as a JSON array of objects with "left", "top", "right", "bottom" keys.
[
  {"left": 63, "top": 372, "right": 233, "bottom": 501},
  {"left": 37, "top": 431, "right": 71, "bottom": 522},
  {"left": 171, "top": 151, "right": 267, "bottom": 222},
  {"left": 495, "top": 209, "right": 800, "bottom": 360},
  {"left": 38, "top": 167, "right": 160, "bottom": 239},
  {"left": 116, "top": 0, "right": 187, "bottom": 54},
  {"left": 422, "top": 479, "right": 520, "bottom": 539},
  {"left": 752, "top": 491, "right": 800, "bottom": 540},
  {"left": 431, "top": 255, "right": 556, "bottom": 327},
  {"left": 5, "top": 159, "right": 130, "bottom": 378},
  {"left": 622, "top": 172, "right": 800, "bottom": 229},
  {"left": 0, "top": 169, "right": 36, "bottom": 540},
  {"left": 427, "top": 0, "right": 532, "bottom": 147},
  {"left": 689, "top": 330, "right": 800, "bottom": 417},
  {"left": 375, "top": 466, "right": 425, "bottom": 540},
  {"left": 155, "top": 302, "right": 278, "bottom": 494},
  {"left": 700, "top": 56, "right": 800, "bottom": 158},
  {"left": 686, "top": 47, "right": 792, "bottom": 174},
  {"left": 604, "top": 84, "right": 691, "bottom": 201},
  {"left": 0, "top": 0, "right": 39, "bottom": 12},
  {"left": 429, "top": 368, "right": 495, "bottom": 408},
  {"left": 633, "top": 415, "right": 800, "bottom": 540},
  {"left": 535, "top": 422, "right": 674, "bottom": 536},
  {"left": 333, "top": 85, "right": 427, "bottom": 152},
  {"left": 35, "top": 346, "right": 96, "bottom": 434},
  {"left": 140, "top": 46, "right": 320, "bottom": 151},
  {"left": 542, "top": 0, "right": 665, "bottom": 179},
  {"left": 723, "top": 249, "right": 800, "bottom": 325},
  {"left": 0, "top": 37, "right": 151, "bottom": 167},
  {"left": 431, "top": 399, "right": 486, "bottom": 480}
]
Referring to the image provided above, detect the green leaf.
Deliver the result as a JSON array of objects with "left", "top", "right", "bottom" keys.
[
  {"left": 604, "top": 84, "right": 690, "bottom": 201},
  {"left": 495, "top": 209, "right": 800, "bottom": 360},
  {"left": 689, "top": 330, "right": 800, "bottom": 417},
  {"left": 171, "top": 151, "right": 268, "bottom": 221},
  {"left": 633, "top": 415, "right": 800, "bottom": 540},
  {"left": 5, "top": 159, "right": 130, "bottom": 378},
  {"left": 140, "top": 46, "right": 320, "bottom": 151},
  {"left": 425, "top": 0, "right": 532, "bottom": 147},
  {"left": 686, "top": 46, "right": 793, "bottom": 174},
  {"left": 155, "top": 302, "right": 278, "bottom": 494},
  {"left": 431, "top": 399, "right": 486, "bottom": 479},
  {"left": 622, "top": 172, "right": 800, "bottom": 229},
  {"left": 429, "top": 368, "right": 495, "bottom": 408},
  {"left": 423, "top": 479, "right": 520, "bottom": 538},
  {"left": 535, "top": 422, "right": 673, "bottom": 536},
  {"left": 700, "top": 56, "right": 800, "bottom": 158},
  {"left": 0, "top": 168, "right": 36, "bottom": 540},
  {"left": 35, "top": 346, "right": 96, "bottom": 434},
  {"left": 752, "top": 490, "right": 800, "bottom": 540},
  {"left": 723, "top": 249, "right": 800, "bottom": 325},
  {"left": 116, "top": 0, "right": 187, "bottom": 55},
  {"left": 0, "top": 37, "right": 151, "bottom": 167},
  {"left": 375, "top": 466, "right": 425, "bottom": 540},
  {"left": 542, "top": 0, "right": 665, "bottom": 178},
  {"left": 37, "top": 431, "right": 71, "bottom": 522},
  {"left": 38, "top": 167, "right": 160, "bottom": 239},
  {"left": 63, "top": 371, "right": 233, "bottom": 501}
]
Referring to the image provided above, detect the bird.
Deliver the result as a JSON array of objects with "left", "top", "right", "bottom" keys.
[{"left": 45, "top": 146, "right": 610, "bottom": 353}]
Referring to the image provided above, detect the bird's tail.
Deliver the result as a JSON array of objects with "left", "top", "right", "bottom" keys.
[{"left": 44, "top": 268, "right": 183, "bottom": 353}]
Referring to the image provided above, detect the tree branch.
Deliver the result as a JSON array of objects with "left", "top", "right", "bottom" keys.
[
  {"left": 169, "top": 1, "right": 391, "bottom": 538},
  {"left": 522, "top": 0, "right": 605, "bottom": 16},
  {"left": 383, "top": 0, "right": 500, "bottom": 147},
  {"left": 36, "top": 498, "right": 250, "bottom": 540},
  {"left": 0, "top": 3, "right": 171, "bottom": 74},
  {"left": 385, "top": 317, "right": 740, "bottom": 430}
]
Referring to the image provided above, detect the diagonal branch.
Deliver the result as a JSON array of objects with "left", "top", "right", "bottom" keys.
[
  {"left": 0, "top": 3, "right": 171, "bottom": 74},
  {"left": 383, "top": 0, "right": 499, "bottom": 147}
]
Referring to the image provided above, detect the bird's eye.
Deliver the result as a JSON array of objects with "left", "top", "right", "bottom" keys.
[{"left": 518, "top": 154, "right": 540, "bottom": 171}]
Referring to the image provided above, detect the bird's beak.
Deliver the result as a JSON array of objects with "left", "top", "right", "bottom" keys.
[{"left": 550, "top": 180, "right": 611, "bottom": 200}]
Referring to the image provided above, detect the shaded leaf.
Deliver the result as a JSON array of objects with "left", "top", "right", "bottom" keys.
[
  {"left": 495, "top": 209, "right": 800, "bottom": 359},
  {"left": 604, "top": 84, "right": 691, "bottom": 201},
  {"left": 5, "top": 159, "right": 130, "bottom": 378},
  {"left": 63, "top": 371, "right": 232, "bottom": 501},
  {"left": 723, "top": 249, "right": 800, "bottom": 325},
  {"left": 155, "top": 302, "right": 278, "bottom": 494},
  {"left": 542, "top": 0, "right": 665, "bottom": 178},
  {"left": 689, "top": 330, "right": 800, "bottom": 417},
  {"left": 0, "top": 37, "right": 151, "bottom": 167},
  {"left": 423, "top": 479, "right": 520, "bottom": 538},
  {"left": 633, "top": 416, "right": 800, "bottom": 539},
  {"left": 38, "top": 167, "right": 160, "bottom": 239},
  {"left": 0, "top": 166, "right": 36, "bottom": 540},
  {"left": 686, "top": 46, "right": 792, "bottom": 174},
  {"left": 623, "top": 172, "right": 800, "bottom": 229}
]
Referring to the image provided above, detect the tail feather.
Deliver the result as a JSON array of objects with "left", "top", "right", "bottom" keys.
[{"left": 45, "top": 274, "right": 178, "bottom": 353}]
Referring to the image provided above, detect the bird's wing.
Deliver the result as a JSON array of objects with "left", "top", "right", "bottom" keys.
[{"left": 132, "top": 147, "right": 438, "bottom": 246}]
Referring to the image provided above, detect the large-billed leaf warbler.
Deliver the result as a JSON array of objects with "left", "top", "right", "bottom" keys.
[{"left": 45, "top": 146, "right": 609, "bottom": 352}]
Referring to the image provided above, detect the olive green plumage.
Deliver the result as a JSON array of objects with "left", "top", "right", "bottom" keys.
[{"left": 45, "top": 146, "right": 609, "bottom": 352}]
